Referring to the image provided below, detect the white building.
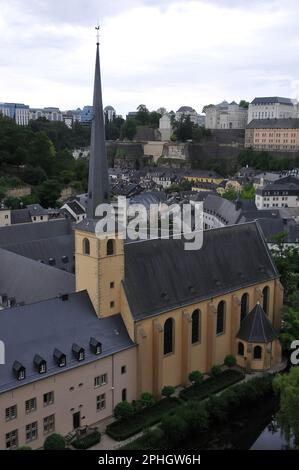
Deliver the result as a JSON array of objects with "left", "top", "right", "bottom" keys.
[
  {"left": 29, "top": 107, "right": 63, "bottom": 122},
  {"left": 0, "top": 103, "right": 30, "bottom": 126},
  {"left": 159, "top": 114, "right": 173, "bottom": 141},
  {"left": 248, "top": 97, "right": 297, "bottom": 124},
  {"left": 205, "top": 101, "right": 248, "bottom": 129},
  {"left": 255, "top": 177, "right": 299, "bottom": 209}
]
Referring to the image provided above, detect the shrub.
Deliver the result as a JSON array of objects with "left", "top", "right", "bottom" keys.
[
  {"left": 184, "top": 401, "right": 209, "bottom": 433},
  {"left": 160, "top": 414, "right": 188, "bottom": 446},
  {"left": 162, "top": 386, "right": 175, "bottom": 398},
  {"left": 72, "top": 431, "right": 101, "bottom": 449},
  {"left": 44, "top": 433, "right": 66, "bottom": 450},
  {"left": 221, "top": 389, "right": 240, "bottom": 413},
  {"left": 211, "top": 365, "right": 222, "bottom": 377},
  {"left": 16, "top": 446, "right": 32, "bottom": 450},
  {"left": 224, "top": 355, "right": 237, "bottom": 368},
  {"left": 140, "top": 392, "right": 156, "bottom": 408},
  {"left": 189, "top": 370, "right": 204, "bottom": 385},
  {"left": 114, "top": 401, "right": 135, "bottom": 420}
]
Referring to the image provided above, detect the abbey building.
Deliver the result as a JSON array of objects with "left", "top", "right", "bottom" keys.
[{"left": 0, "top": 42, "right": 283, "bottom": 450}]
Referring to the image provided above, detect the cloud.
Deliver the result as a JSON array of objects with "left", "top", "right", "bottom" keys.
[{"left": 0, "top": 0, "right": 298, "bottom": 115}]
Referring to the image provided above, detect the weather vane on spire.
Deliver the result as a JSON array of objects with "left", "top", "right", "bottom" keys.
[{"left": 95, "top": 24, "right": 100, "bottom": 45}]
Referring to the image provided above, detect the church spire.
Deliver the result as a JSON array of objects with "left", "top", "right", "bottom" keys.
[{"left": 86, "top": 26, "right": 110, "bottom": 219}]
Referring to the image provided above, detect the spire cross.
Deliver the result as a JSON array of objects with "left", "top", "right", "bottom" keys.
[{"left": 95, "top": 25, "right": 100, "bottom": 45}]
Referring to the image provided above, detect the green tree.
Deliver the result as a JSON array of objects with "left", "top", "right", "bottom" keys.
[
  {"left": 239, "top": 100, "right": 249, "bottom": 109},
  {"left": 149, "top": 111, "right": 162, "bottom": 128},
  {"left": 44, "top": 433, "right": 65, "bottom": 450},
  {"left": 160, "top": 415, "right": 188, "bottom": 446},
  {"left": 37, "top": 180, "right": 62, "bottom": 207},
  {"left": 273, "top": 368, "right": 299, "bottom": 447},
  {"left": 136, "top": 104, "right": 150, "bottom": 125},
  {"left": 114, "top": 401, "right": 135, "bottom": 420},
  {"left": 240, "top": 183, "right": 255, "bottom": 200},
  {"left": 211, "top": 365, "right": 222, "bottom": 377},
  {"left": 172, "top": 115, "right": 194, "bottom": 142},
  {"left": 224, "top": 355, "right": 237, "bottom": 368},
  {"left": 120, "top": 119, "right": 137, "bottom": 141},
  {"left": 140, "top": 392, "right": 156, "bottom": 408},
  {"left": 161, "top": 386, "right": 175, "bottom": 398},
  {"left": 222, "top": 188, "right": 238, "bottom": 201},
  {"left": 189, "top": 370, "right": 204, "bottom": 385}
]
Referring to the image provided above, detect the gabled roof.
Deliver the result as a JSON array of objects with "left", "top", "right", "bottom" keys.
[
  {"left": 237, "top": 303, "right": 279, "bottom": 343},
  {"left": 0, "top": 291, "right": 135, "bottom": 394},
  {"left": 123, "top": 222, "right": 278, "bottom": 321}
]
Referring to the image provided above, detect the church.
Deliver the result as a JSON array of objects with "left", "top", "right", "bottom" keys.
[{"left": 0, "top": 39, "right": 283, "bottom": 450}]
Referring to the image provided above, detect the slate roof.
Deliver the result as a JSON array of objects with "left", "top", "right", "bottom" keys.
[
  {"left": 0, "top": 248, "right": 75, "bottom": 305},
  {"left": 0, "top": 291, "right": 135, "bottom": 394},
  {"left": 123, "top": 222, "right": 278, "bottom": 320},
  {"left": 247, "top": 118, "right": 299, "bottom": 129},
  {"left": 10, "top": 209, "right": 31, "bottom": 225},
  {"left": 251, "top": 97, "right": 293, "bottom": 105},
  {"left": 237, "top": 303, "right": 279, "bottom": 343},
  {"left": 204, "top": 194, "right": 244, "bottom": 225},
  {"left": 66, "top": 200, "right": 85, "bottom": 215},
  {"left": 0, "top": 219, "right": 74, "bottom": 272}
]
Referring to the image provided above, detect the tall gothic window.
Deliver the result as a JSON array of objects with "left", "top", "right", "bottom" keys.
[
  {"left": 83, "top": 238, "right": 90, "bottom": 255},
  {"left": 164, "top": 318, "right": 174, "bottom": 355},
  {"left": 191, "top": 310, "right": 201, "bottom": 344},
  {"left": 254, "top": 345, "right": 262, "bottom": 359},
  {"left": 241, "top": 293, "right": 249, "bottom": 323},
  {"left": 107, "top": 239, "right": 115, "bottom": 256},
  {"left": 263, "top": 286, "right": 269, "bottom": 315},
  {"left": 216, "top": 301, "right": 226, "bottom": 335}
]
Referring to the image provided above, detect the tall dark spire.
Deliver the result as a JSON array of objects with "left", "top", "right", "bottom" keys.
[{"left": 86, "top": 29, "right": 110, "bottom": 219}]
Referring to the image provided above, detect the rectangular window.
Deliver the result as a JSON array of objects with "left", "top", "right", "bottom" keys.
[
  {"left": 5, "top": 405, "right": 17, "bottom": 421},
  {"left": 26, "top": 421, "right": 38, "bottom": 442},
  {"left": 110, "top": 301, "right": 115, "bottom": 308},
  {"left": 121, "top": 365, "right": 127, "bottom": 374},
  {"left": 43, "top": 391, "right": 54, "bottom": 407},
  {"left": 96, "top": 393, "right": 106, "bottom": 411},
  {"left": 110, "top": 282, "right": 115, "bottom": 289},
  {"left": 94, "top": 374, "right": 107, "bottom": 388},
  {"left": 25, "top": 398, "right": 37, "bottom": 413},
  {"left": 43, "top": 414, "right": 55, "bottom": 435},
  {"left": 6, "top": 430, "right": 18, "bottom": 449}
]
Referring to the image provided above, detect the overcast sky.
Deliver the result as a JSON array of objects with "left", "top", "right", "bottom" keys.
[{"left": 1, "top": 0, "right": 299, "bottom": 116}]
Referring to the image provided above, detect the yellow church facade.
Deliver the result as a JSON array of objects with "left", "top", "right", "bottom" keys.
[{"left": 75, "top": 222, "right": 283, "bottom": 398}]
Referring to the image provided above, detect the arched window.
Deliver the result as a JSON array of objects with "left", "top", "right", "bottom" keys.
[
  {"left": 238, "top": 342, "right": 244, "bottom": 356},
  {"left": 191, "top": 309, "right": 201, "bottom": 344},
  {"left": 122, "top": 388, "right": 127, "bottom": 402},
  {"left": 254, "top": 345, "right": 262, "bottom": 360},
  {"left": 216, "top": 301, "right": 226, "bottom": 335},
  {"left": 83, "top": 238, "right": 90, "bottom": 255},
  {"left": 164, "top": 318, "right": 174, "bottom": 355},
  {"left": 262, "top": 286, "right": 269, "bottom": 315},
  {"left": 241, "top": 293, "right": 249, "bottom": 323},
  {"left": 107, "top": 239, "right": 115, "bottom": 256}
]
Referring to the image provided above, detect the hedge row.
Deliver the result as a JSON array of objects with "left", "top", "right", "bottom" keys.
[
  {"left": 179, "top": 369, "right": 245, "bottom": 401},
  {"left": 106, "top": 398, "right": 180, "bottom": 441},
  {"left": 72, "top": 431, "right": 101, "bottom": 449}
]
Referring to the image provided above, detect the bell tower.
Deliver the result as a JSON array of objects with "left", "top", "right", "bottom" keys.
[{"left": 75, "top": 27, "right": 124, "bottom": 317}]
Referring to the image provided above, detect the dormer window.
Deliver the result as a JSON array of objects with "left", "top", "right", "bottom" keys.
[
  {"left": 13, "top": 361, "right": 26, "bottom": 381},
  {"left": 72, "top": 344, "right": 85, "bottom": 362},
  {"left": 89, "top": 337, "right": 102, "bottom": 355},
  {"left": 53, "top": 349, "right": 66, "bottom": 368},
  {"left": 33, "top": 354, "right": 47, "bottom": 374}
]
